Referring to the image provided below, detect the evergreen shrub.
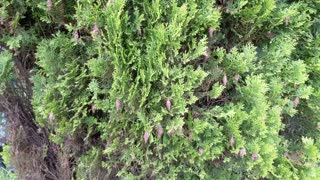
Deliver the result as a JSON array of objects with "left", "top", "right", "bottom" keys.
[{"left": 0, "top": 0, "right": 319, "bottom": 179}]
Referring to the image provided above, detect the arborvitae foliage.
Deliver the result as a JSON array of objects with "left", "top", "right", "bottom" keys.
[{"left": 0, "top": 0, "right": 319, "bottom": 179}]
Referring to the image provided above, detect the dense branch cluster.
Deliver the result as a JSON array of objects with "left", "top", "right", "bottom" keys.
[{"left": 0, "top": 0, "right": 319, "bottom": 179}]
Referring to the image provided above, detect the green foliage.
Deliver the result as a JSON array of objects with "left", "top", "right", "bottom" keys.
[
  {"left": 1, "top": 0, "right": 320, "bottom": 179},
  {"left": 0, "top": 145, "right": 16, "bottom": 180},
  {"left": 0, "top": 50, "right": 14, "bottom": 93},
  {"left": 0, "top": 169, "right": 15, "bottom": 180},
  {"left": 0, "top": 145, "right": 12, "bottom": 169},
  {"left": 209, "top": 83, "right": 225, "bottom": 99}
]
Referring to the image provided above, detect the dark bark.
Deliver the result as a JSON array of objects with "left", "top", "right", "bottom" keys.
[{"left": 0, "top": 50, "right": 61, "bottom": 180}]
